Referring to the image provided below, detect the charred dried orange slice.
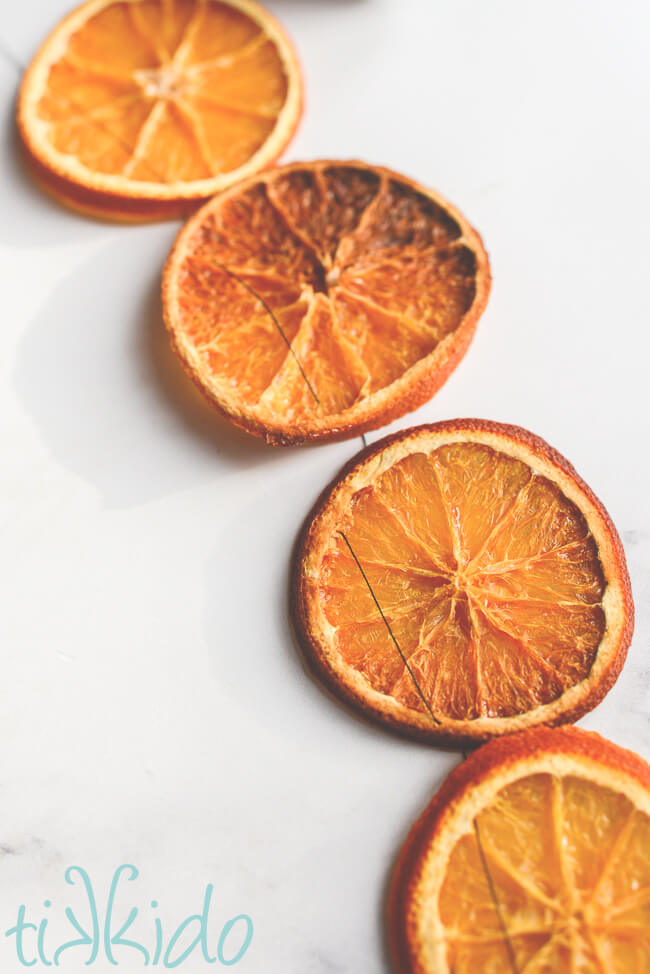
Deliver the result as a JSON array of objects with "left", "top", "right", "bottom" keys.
[
  {"left": 291, "top": 420, "right": 633, "bottom": 745},
  {"left": 17, "top": 0, "right": 302, "bottom": 221},
  {"left": 162, "top": 161, "right": 490, "bottom": 443},
  {"left": 389, "top": 727, "right": 650, "bottom": 974}
]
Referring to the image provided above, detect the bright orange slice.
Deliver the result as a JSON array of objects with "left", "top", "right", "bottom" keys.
[
  {"left": 291, "top": 420, "right": 633, "bottom": 744},
  {"left": 17, "top": 0, "right": 302, "bottom": 221},
  {"left": 389, "top": 727, "right": 650, "bottom": 974},
  {"left": 162, "top": 161, "right": 490, "bottom": 443}
]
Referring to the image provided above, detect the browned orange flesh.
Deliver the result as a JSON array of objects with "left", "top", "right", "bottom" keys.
[
  {"left": 165, "top": 162, "right": 489, "bottom": 442},
  {"left": 441, "top": 773, "right": 650, "bottom": 973},
  {"left": 320, "top": 442, "right": 605, "bottom": 721}
]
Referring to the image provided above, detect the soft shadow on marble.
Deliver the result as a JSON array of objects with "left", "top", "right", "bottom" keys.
[{"left": 13, "top": 231, "right": 287, "bottom": 508}]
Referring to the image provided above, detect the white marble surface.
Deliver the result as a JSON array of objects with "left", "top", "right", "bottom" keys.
[{"left": 1, "top": 0, "right": 649, "bottom": 970}]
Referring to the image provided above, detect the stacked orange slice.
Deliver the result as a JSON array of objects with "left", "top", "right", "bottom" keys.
[{"left": 17, "top": 0, "right": 303, "bottom": 220}]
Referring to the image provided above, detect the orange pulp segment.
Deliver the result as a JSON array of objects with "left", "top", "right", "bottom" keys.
[{"left": 322, "top": 440, "right": 605, "bottom": 717}]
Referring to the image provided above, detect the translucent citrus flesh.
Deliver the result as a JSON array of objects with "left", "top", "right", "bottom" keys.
[
  {"left": 35, "top": 0, "right": 289, "bottom": 182},
  {"left": 319, "top": 442, "right": 606, "bottom": 719},
  {"left": 439, "top": 773, "right": 650, "bottom": 973},
  {"left": 175, "top": 165, "right": 477, "bottom": 421}
]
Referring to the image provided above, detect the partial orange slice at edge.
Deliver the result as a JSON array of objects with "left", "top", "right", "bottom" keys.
[
  {"left": 388, "top": 727, "right": 650, "bottom": 974},
  {"left": 291, "top": 419, "right": 633, "bottom": 744},
  {"left": 17, "top": 0, "right": 302, "bottom": 221}
]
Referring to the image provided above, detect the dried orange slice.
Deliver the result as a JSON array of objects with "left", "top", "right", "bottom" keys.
[
  {"left": 17, "top": 0, "right": 302, "bottom": 221},
  {"left": 291, "top": 420, "right": 633, "bottom": 745},
  {"left": 162, "top": 161, "right": 490, "bottom": 443},
  {"left": 389, "top": 727, "right": 650, "bottom": 974}
]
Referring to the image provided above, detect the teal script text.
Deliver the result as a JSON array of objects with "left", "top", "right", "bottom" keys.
[{"left": 5, "top": 865, "right": 253, "bottom": 968}]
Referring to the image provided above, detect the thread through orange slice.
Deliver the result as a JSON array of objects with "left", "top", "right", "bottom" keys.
[
  {"left": 291, "top": 420, "right": 633, "bottom": 745},
  {"left": 17, "top": 0, "right": 302, "bottom": 220},
  {"left": 389, "top": 727, "right": 650, "bottom": 974},
  {"left": 162, "top": 160, "right": 491, "bottom": 443}
]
